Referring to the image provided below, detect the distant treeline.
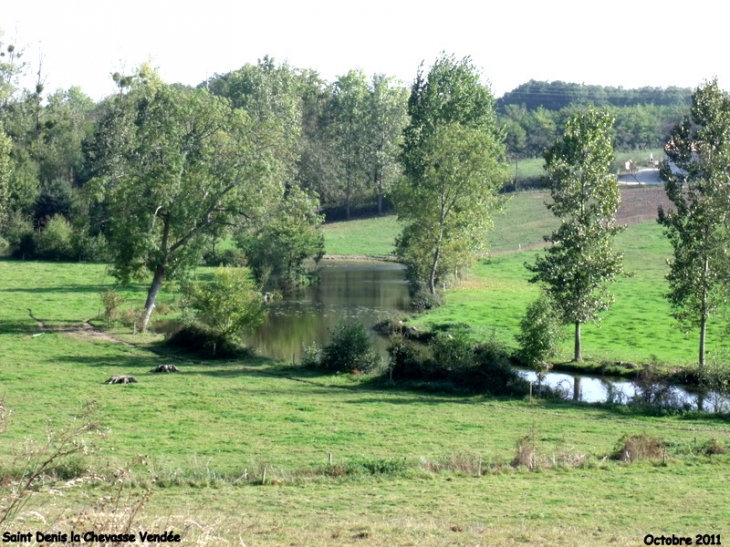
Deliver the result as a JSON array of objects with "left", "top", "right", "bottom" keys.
[
  {"left": 497, "top": 81, "right": 693, "bottom": 159},
  {"left": 498, "top": 80, "right": 693, "bottom": 111}
]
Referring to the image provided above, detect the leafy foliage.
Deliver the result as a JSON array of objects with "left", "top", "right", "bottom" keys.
[
  {"left": 658, "top": 79, "right": 730, "bottom": 367},
  {"left": 516, "top": 294, "right": 564, "bottom": 373},
  {"left": 396, "top": 55, "right": 508, "bottom": 295},
  {"left": 85, "top": 69, "right": 285, "bottom": 330},
  {"left": 527, "top": 107, "right": 625, "bottom": 361},
  {"left": 183, "top": 266, "right": 264, "bottom": 342},
  {"left": 239, "top": 186, "right": 324, "bottom": 291},
  {"left": 318, "top": 321, "right": 380, "bottom": 373}
]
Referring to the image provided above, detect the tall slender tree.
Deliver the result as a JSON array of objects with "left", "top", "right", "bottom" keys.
[
  {"left": 527, "top": 108, "right": 625, "bottom": 362},
  {"left": 658, "top": 79, "right": 730, "bottom": 367}
]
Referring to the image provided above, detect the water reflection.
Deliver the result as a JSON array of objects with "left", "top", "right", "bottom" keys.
[
  {"left": 519, "top": 369, "right": 728, "bottom": 412},
  {"left": 243, "top": 261, "right": 410, "bottom": 362}
]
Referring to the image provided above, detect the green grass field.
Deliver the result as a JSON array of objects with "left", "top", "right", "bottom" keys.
[
  {"left": 2, "top": 186, "right": 730, "bottom": 546},
  {"left": 1, "top": 265, "right": 729, "bottom": 545},
  {"left": 322, "top": 188, "right": 717, "bottom": 368}
]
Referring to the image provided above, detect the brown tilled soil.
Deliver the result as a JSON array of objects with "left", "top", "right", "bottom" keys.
[{"left": 617, "top": 186, "right": 673, "bottom": 226}]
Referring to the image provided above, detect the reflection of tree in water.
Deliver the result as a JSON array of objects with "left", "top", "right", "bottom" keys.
[{"left": 242, "top": 263, "right": 410, "bottom": 362}]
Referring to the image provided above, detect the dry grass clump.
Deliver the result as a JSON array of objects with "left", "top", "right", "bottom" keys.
[
  {"left": 613, "top": 434, "right": 666, "bottom": 463},
  {"left": 419, "top": 453, "right": 484, "bottom": 475},
  {"left": 701, "top": 438, "right": 727, "bottom": 456}
]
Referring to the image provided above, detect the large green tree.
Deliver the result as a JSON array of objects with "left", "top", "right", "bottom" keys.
[
  {"left": 527, "top": 108, "right": 625, "bottom": 362},
  {"left": 86, "top": 68, "right": 285, "bottom": 331},
  {"left": 658, "top": 79, "right": 730, "bottom": 367},
  {"left": 395, "top": 123, "right": 506, "bottom": 295},
  {"left": 395, "top": 54, "right": 507, "bottom": 296}
]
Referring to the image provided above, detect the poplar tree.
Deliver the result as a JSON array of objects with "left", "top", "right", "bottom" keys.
[
  {"left": 527, "top": 108, "right": 625, "bottom": 362},
  {"left": 658, "top": 79, "right": 730, "bottom": 367}
]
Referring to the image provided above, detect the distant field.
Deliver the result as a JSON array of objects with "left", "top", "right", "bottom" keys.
[{"left": 512, "top": 148, "right": 664, "bottom": 187}]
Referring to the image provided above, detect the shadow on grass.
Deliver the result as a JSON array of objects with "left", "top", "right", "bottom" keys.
[{"left": 0, "top": 319, "right": 42, "bottom": 334}]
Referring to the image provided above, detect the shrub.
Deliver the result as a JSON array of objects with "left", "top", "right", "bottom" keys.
[
  {"left": 516, "top": 294, "right": 564, "bottom": 374},
  {"left": 387, "top": 335, "right": 425, "bottom": 381},
  {"left": 409, "top": 287, "right": 444, "bottom": 312},
  {"left": 470, "top": 340, "right": 530, "bottom": 396},
  {"left": 99, "top": 290, "right": 126, "bottom": 323},
  {"left": 430, "top": 331, "right": 474, "bottom": 375},
  {"left": 34, "top": 215, "right": 74, "bottom": 260},
  {"left": 5, "top": 213, "right": 36, "bottom": 259},
  {"left": 164, "top": 323, "right": 245, "bottom": 359},
  {"left": 202, "top": 247, "right": 246, "bottom": 267},
  {"left": 613, "top": 434, "right": 666, "bottom": 462},
  {"left": 319, "top": 321, "right": 379, "bottom": 373},
  {"left": 183, "top": 266, "right": 264, "bottom": 343},
  {"left": 71, "top": 230, "right": 109, "bottom": 262}
]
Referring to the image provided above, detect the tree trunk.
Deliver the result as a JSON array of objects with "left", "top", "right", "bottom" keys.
[
  {"left": 573, "top": 321, "right": 582, "bottom": 362},
  {"left": 699, "top": 314, "right": 707, "bottom": 368},
  {"left": 141, "top": 262, "right": 166, "bottom": 332},
  {"left": 428, "top": 230, "right": 444, "bottom": 295}
]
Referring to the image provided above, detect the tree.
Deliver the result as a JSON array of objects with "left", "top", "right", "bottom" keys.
[
  {"left": 516, "top": 294, "right": 564, "bottom": 375},
  {"left": 0, "top": 123, "right": 10, "bottom": 230},
  {"left": 238, "top": 186, "right": 324, "bottom": 291},
  {"left": 395, "top": 54, "right": 507, "bottom": 296},
  {"left": 86, "top": 68, "right": 285, "bottom": 331},
  {"left": 363, "top": 74, "right": 408, "bottom": 214},
  {"left": 527, "top": 107, "right": 625, "bottom": 362},
  {"left": 330, "top": 70, "right": 370, "bottom": 219},
  {"left": 658, "top": 80, "right": 730, "bottom": 367}
]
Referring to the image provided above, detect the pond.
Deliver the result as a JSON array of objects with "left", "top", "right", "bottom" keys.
[
  {"left": 236, "top": 261, "right": 726, "bottom": 412},
  {"left": 241, "top": 260, "right": 411, "bottom": 363}
]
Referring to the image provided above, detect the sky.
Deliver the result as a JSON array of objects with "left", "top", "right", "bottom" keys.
[{"left": 3, "top": 0, "right": 729, "bottom": 102}]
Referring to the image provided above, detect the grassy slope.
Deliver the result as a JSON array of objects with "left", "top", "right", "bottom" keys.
[
  {"left": 323, "top": 188, "right": 720, "bottom": 366},
  {"left": 1, "top": 185, "right": 729, "bottom": 545},
  {"left": 1, "top": 260, "right": 729, "bottom": 544}
]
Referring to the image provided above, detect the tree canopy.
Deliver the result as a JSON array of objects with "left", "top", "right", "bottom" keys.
[
  {"left": 395, "top": 54, "right": 507, "bottom": 297},
  {"left": 85, "top": 69, "right": 286, "bottom": 330}
]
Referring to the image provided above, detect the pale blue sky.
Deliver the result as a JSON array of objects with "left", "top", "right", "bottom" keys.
[{"left": 3, "top": 0, "right": 728, "bottom": 101}]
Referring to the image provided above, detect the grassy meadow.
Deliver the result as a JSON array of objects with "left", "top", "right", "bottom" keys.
[{"left": 2, "top": 187, "right": 730, "bottom": 546}]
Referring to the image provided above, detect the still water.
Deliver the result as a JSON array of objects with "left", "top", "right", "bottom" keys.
[
  {"left": 242, "top": 260, "right": 410, "bottom": 363},
  {"left": 241, "top": 261, "right": 725, "bottom": 412}
]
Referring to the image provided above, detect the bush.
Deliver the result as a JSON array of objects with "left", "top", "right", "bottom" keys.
[
  {"left": 34, "top": 215, "right": 74, "bottom": 260},
  {"left": 164, "top": 323, "right": 245, "bottom": 359},
  {"left": 409, "top": 287, "right": 444, "bottom": 312},
  {"left": 613, "top": 434, "right": 666, "bottom": 462},
  {"left": 99, "top": 290, "right": 126, "bottom": 323},
  {"left": 515, "top": 294, "right": 564, "bottom": 374},
  {"left": 183, "top": 266, "right": 264, "bottom": 343},
  {"left": 386, "top": 332, "right": 529, "bottom": 396},
  {"left": 430, "top": 332, "right": 474, "bottom": 375},
  {"left": 5, "top": 213, "right": 36, "bottom": 259},
  {"left": 387, "top": 335, "right": 425, "bottom": 381},
  {"left": 319, "top": 321, "right": 380, "bottom": 373},
  {"left": 202, "top": 247, "right": 246, "bottom": 267}
]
